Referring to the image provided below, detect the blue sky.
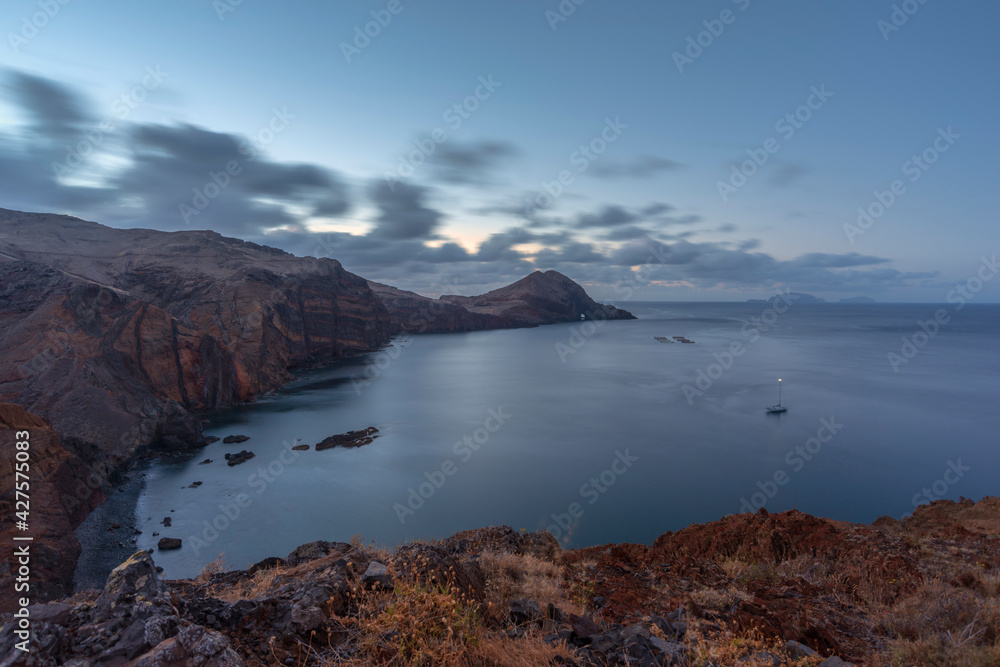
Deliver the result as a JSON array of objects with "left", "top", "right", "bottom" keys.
[{"left": 1, "top": 0, "right": 998, "bottom": 301}]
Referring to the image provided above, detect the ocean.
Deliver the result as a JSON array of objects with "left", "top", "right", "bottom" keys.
[{"left": 76, "top": 302, "right": 1000, "bottom": 581}]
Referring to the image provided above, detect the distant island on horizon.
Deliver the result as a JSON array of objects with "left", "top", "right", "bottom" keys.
[{"left": 746, "top": 292, "right": 876, "bottom": 304}]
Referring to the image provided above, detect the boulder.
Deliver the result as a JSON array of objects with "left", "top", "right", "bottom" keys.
[
  {"left": 158, "top": 538, "right": 182, "bottom": 550},
  {"left": 362, "top": 561, "right": 392, "bottom": 590},
  {"left": 509, "top": 599, "right": 543, "bottom": 626},
  {"left": 132, "top": 624, "right": 244, "bottom": 667},
  {"left": 95, "top": 551, "right": 164, "bottom": 619},
  {"left": 391, "top": 544, "right": 486, "bottom": 603},
  {"left": 222, "top": 435, "right": 250, "bottom": 444},
  {"left": 224, "top": 450, "right": 255, "bottom": 466},
  {"left": 314, "top": 427, "right": 379, "bottom": 451}
]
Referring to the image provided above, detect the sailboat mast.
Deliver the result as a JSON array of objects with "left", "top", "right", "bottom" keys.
[{"left": 778, "top": 379, "right": 782, "bottom": 406}]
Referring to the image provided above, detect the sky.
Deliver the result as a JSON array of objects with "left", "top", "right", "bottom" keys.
[{"left": 1, "top": 0, "right": 998, "bottom": 301}]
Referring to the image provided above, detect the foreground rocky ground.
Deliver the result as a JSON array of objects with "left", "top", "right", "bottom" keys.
[{"left": 3, "top": 498, "right": 998, "bottom": 666}]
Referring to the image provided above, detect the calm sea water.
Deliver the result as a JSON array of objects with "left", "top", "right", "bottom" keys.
[{"left": 125, "top": 302, "right": 1000, "bottom": 578}]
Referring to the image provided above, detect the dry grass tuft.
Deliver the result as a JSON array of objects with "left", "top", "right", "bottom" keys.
[
  {"left": 686, "top": 624, "right": 823, "bottom": 666},
  {"left": 195, "top": 553, "right": 230, "bottom": 583},
  {"left": 324, "top": 548, "right": 574, "bottom": 666},
  {"left": 880, "top": 576, "right": 1000, "bottom": 666},
  {"left": 209, "top": 562, "right": 290, "bottom": 602},
  {"left": 479, "top": 550, "right": 581, "bottom": 620}
]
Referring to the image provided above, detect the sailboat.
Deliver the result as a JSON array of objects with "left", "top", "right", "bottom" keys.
[{"left": 766, "top": 378, "right": 787, "bottom": 413}]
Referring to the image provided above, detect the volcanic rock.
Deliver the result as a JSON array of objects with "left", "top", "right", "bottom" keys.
[
  {"left": 314, "top": 426, "right": 379, "bottom": 450},
  {"left": 224, "top": 450, "right": 255, "bottom": 466}
]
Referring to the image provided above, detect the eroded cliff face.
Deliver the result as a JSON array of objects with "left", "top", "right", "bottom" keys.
[
  {"left": 370, "top": 270, "right": 636, "bottom": 334},
  {"left": 0, "top": 209, "right": 392, "bottom": 463},
  {"left": 0, "top": 405, "right": 105, "bottom": 612}
]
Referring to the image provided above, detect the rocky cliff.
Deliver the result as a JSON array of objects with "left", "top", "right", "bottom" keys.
[
  {"left": 0, "top": 208, "right": 393, "bottom": 466},
  {"left": 371, "top": 270, "right": 635, "bottom": 334},
  {"left": 0, "top": 405, "right": 106, "bottom": 613}
]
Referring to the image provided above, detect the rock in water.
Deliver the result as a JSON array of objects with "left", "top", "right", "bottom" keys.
[
  {"left": 315, "top": 426, "right": 379, "bottom": 450},
  {"left": 225, "top": 450, "right": 255, "bottom": 466},
  {"left": 222, "top": 434, "right": 250, "bottom": 444},
  {"left": 157, "top": 537, "right": 182, "bottom": 550}
]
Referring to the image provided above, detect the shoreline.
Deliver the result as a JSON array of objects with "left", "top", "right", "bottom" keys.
[{"left": 72, "top": 459, "right": 150, "bottom": 591}]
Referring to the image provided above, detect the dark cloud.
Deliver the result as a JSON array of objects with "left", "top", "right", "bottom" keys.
[
  {"left": 535, "top": 242, "right": 604, "bottom": 265},
  {"left": 368, "top": 180, "right": 443, "bottom": 240},
  {"left": 602, "top": 226, "right": 655, "bottom": 241},
  {"left": 0, "top": 70, "right": 930, "bottom": 300},
  {"left": 769, "top": 163, "right": 808, "bottom": 187},
  {"left": 576, "top": 205, "right": 638, "bottom": 228},
  {"left": 427, "top": 140, "right": 517, "bottom": 185},
  {"left": 642, "top": 202, "right": 674, "bottom": 216},
  {"left": 476, "top": 227, "right": 534, "bottom": 261},
  {"left": 113, "top": 123, "right": 352, "bottom": 233},
  {"left": 591, "top": 155, "right": 683, "bottom": 179},
  {"left": 6, "top": 71, "right": 88, "bottom": 138}
]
